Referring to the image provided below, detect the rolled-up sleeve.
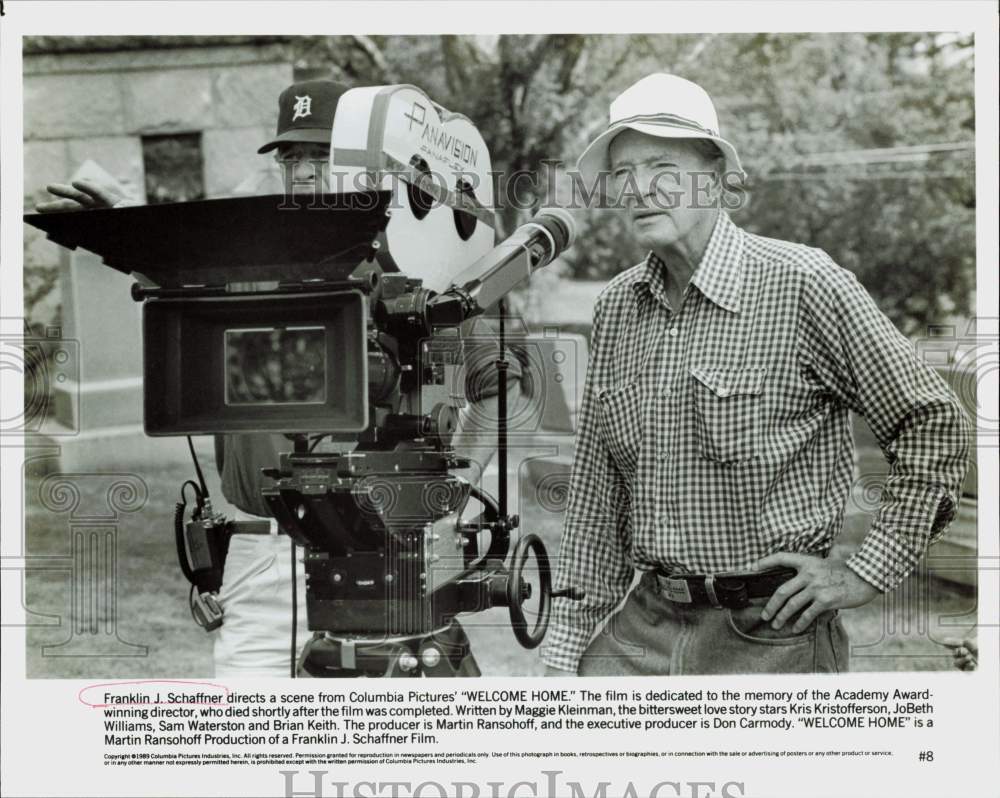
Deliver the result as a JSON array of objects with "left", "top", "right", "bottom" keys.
[
  {"left": 799, "top": 254, "right": 973, "bottom": 592},
  {"left": 541, "top": 298, "right": 636, "bottom": 673}
]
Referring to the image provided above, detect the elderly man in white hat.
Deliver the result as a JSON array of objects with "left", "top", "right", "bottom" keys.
[{"left": 542, "top": 74, "right": 971, "bottom": 676}]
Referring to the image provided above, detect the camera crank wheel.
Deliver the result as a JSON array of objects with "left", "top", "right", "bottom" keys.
[{"left": 507, "top": 534, "right": 552, "bottom": 649}]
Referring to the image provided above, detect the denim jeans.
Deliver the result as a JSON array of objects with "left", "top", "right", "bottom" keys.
[{"left": 577, "top": 570, "right": 849, "bottom": 676}]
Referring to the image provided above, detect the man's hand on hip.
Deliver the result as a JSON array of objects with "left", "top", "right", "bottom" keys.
[{"left": 751, "top": 552, "right": 880, "bottom": 634}]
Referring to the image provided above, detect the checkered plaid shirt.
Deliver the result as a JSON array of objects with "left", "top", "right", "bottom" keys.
[{"left": 542, "top": 211, "right": 972, "bottom": 673}]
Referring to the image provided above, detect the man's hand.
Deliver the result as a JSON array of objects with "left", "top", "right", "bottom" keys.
[
  {"left": 751, "top": 552, "right": 880, "bottom": 634},
  {"left": 942, "top": 637, "right": 978, "bottom": 671},
  {"left": 34, "top": 179, "right": 128, "bottom": 213}
]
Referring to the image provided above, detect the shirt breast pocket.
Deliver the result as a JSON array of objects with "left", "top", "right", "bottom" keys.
[
  {"left": 690, "top": 366, "right": 767, "bottom": 464},
  {"left": 597, "top": 381, "right": 643, "bottom": 475}
]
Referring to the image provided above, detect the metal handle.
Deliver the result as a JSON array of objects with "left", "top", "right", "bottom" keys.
[{"left": 507, "top": 534, "right": 552, "bottom": 649}]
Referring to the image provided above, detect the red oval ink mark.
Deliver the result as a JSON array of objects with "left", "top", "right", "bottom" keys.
[{"left": 78, "top": 679, "right": 231, "bottom": 708}]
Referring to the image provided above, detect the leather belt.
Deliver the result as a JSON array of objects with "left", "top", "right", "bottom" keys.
[
  {"left": 227, "top": 520, "right": 275, "bottom": 535},
  {"left": 653, "top": 567, "right": 798, "bottom": 609},
  {"left": 229, "top": 509, "right": 279, "bottom": 536}
]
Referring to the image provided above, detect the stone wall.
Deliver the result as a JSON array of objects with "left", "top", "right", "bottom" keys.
[
  {"left": 23, "top": 38, "right": 294, "bottom": 331},
  {"left": 21, "top": 38, "right": 295, "bottom": 469}
]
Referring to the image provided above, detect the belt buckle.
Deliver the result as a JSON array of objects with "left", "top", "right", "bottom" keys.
[{"left": 663, "top": 576, "right": 693, "bottom": 603}]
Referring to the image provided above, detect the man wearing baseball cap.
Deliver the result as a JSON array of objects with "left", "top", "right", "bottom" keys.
[
  {"left": 34, "top": 79, "right": 351, "bottom": 677},
  {"left": 38, "top": 77, "right": 528, "bottom": 677},
  {"left": 258, "top": 79, "right": 345, "bottom": 155},
  {"left": 35, "top": 78, "right": 347, "bottom": 209},
  {"left": 542, "top": 73, "right": 971, "bottom": 676},
  {"left": 216, "top": 79, "right": 527, "bottom": 677},
  {"left": 212, "top": 79, "right": 347, "bottom": 677}
]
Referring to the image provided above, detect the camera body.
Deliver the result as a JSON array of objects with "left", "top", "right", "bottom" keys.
[{"left": 25, "top": 84, "right": 572, "bottom": 669}]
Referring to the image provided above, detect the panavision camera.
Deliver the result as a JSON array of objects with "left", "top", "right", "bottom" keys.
[{"left": 26, "top": 83, "right": 583, "bottom": 677}]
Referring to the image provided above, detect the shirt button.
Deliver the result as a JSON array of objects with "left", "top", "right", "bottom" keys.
[
  {"left": 668, "top": 327, "right": 679, "bottom": 337},
  {"left": 657, "top": 450, "right": 669, "bottom": 461},
  {"left": 660, "top": 387, "right": 672, "bottom": 397}
]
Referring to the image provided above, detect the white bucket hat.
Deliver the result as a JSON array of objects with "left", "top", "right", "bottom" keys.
[{"left": 576, "top": 73, "right": 745, "bottom": 189}]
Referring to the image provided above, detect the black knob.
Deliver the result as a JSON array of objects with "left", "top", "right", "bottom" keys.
[{"left": 551, "top": 587, "right": 586, "bottom": 601}]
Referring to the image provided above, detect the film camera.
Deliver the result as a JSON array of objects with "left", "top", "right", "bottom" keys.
[{"left": 25, "top": 84, "right": 582, "bottom": 677}]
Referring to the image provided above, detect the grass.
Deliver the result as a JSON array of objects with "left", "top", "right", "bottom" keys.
[
  {"left": 24, "top": 450, "right": 975, "bottom": 679},
  {"left": 24, "top": 460, "right": 215, "bottom": 679}
]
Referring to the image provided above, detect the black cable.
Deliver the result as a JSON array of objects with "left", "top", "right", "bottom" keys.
[
  {"left": 187, "top": 584, "right": 198, "bottom": 624},
  {"left": 290, "top": 538, "right": 298, "bottom": 678},
  {"left": 180, "top": 480, "right": 203, "bottom": 512},
  {"left": 186, "top": 435, "right": 209, "bottom": 499},
  {"left": 468, "top": 485, "right": 500, "bottom": 520},
  {"left": 308, "top": 433, "right": 329, "bottom": 452},
  {"left": 469, "top": 485, "right": 509, "bottom": 562}
]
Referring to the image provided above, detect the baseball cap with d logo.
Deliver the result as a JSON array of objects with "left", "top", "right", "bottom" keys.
[{"left": 257, "top": 79, "right": 347, "bottom": 154}]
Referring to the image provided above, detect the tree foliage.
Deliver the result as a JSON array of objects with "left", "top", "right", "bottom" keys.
[{"left": 290, "top": 33, "right": 975, "bottom": 333}]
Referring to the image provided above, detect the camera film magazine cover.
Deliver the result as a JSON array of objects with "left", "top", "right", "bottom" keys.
[{"left": 1, "top": 3, "right": 998, "bottom": 798}]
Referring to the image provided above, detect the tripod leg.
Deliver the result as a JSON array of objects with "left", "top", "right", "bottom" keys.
[
  {"left": 423, "top": 620, "right": 481, "bottom": 677},
  {"left": 453, "top": 651, "right": 481, "bottom": 677}
]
